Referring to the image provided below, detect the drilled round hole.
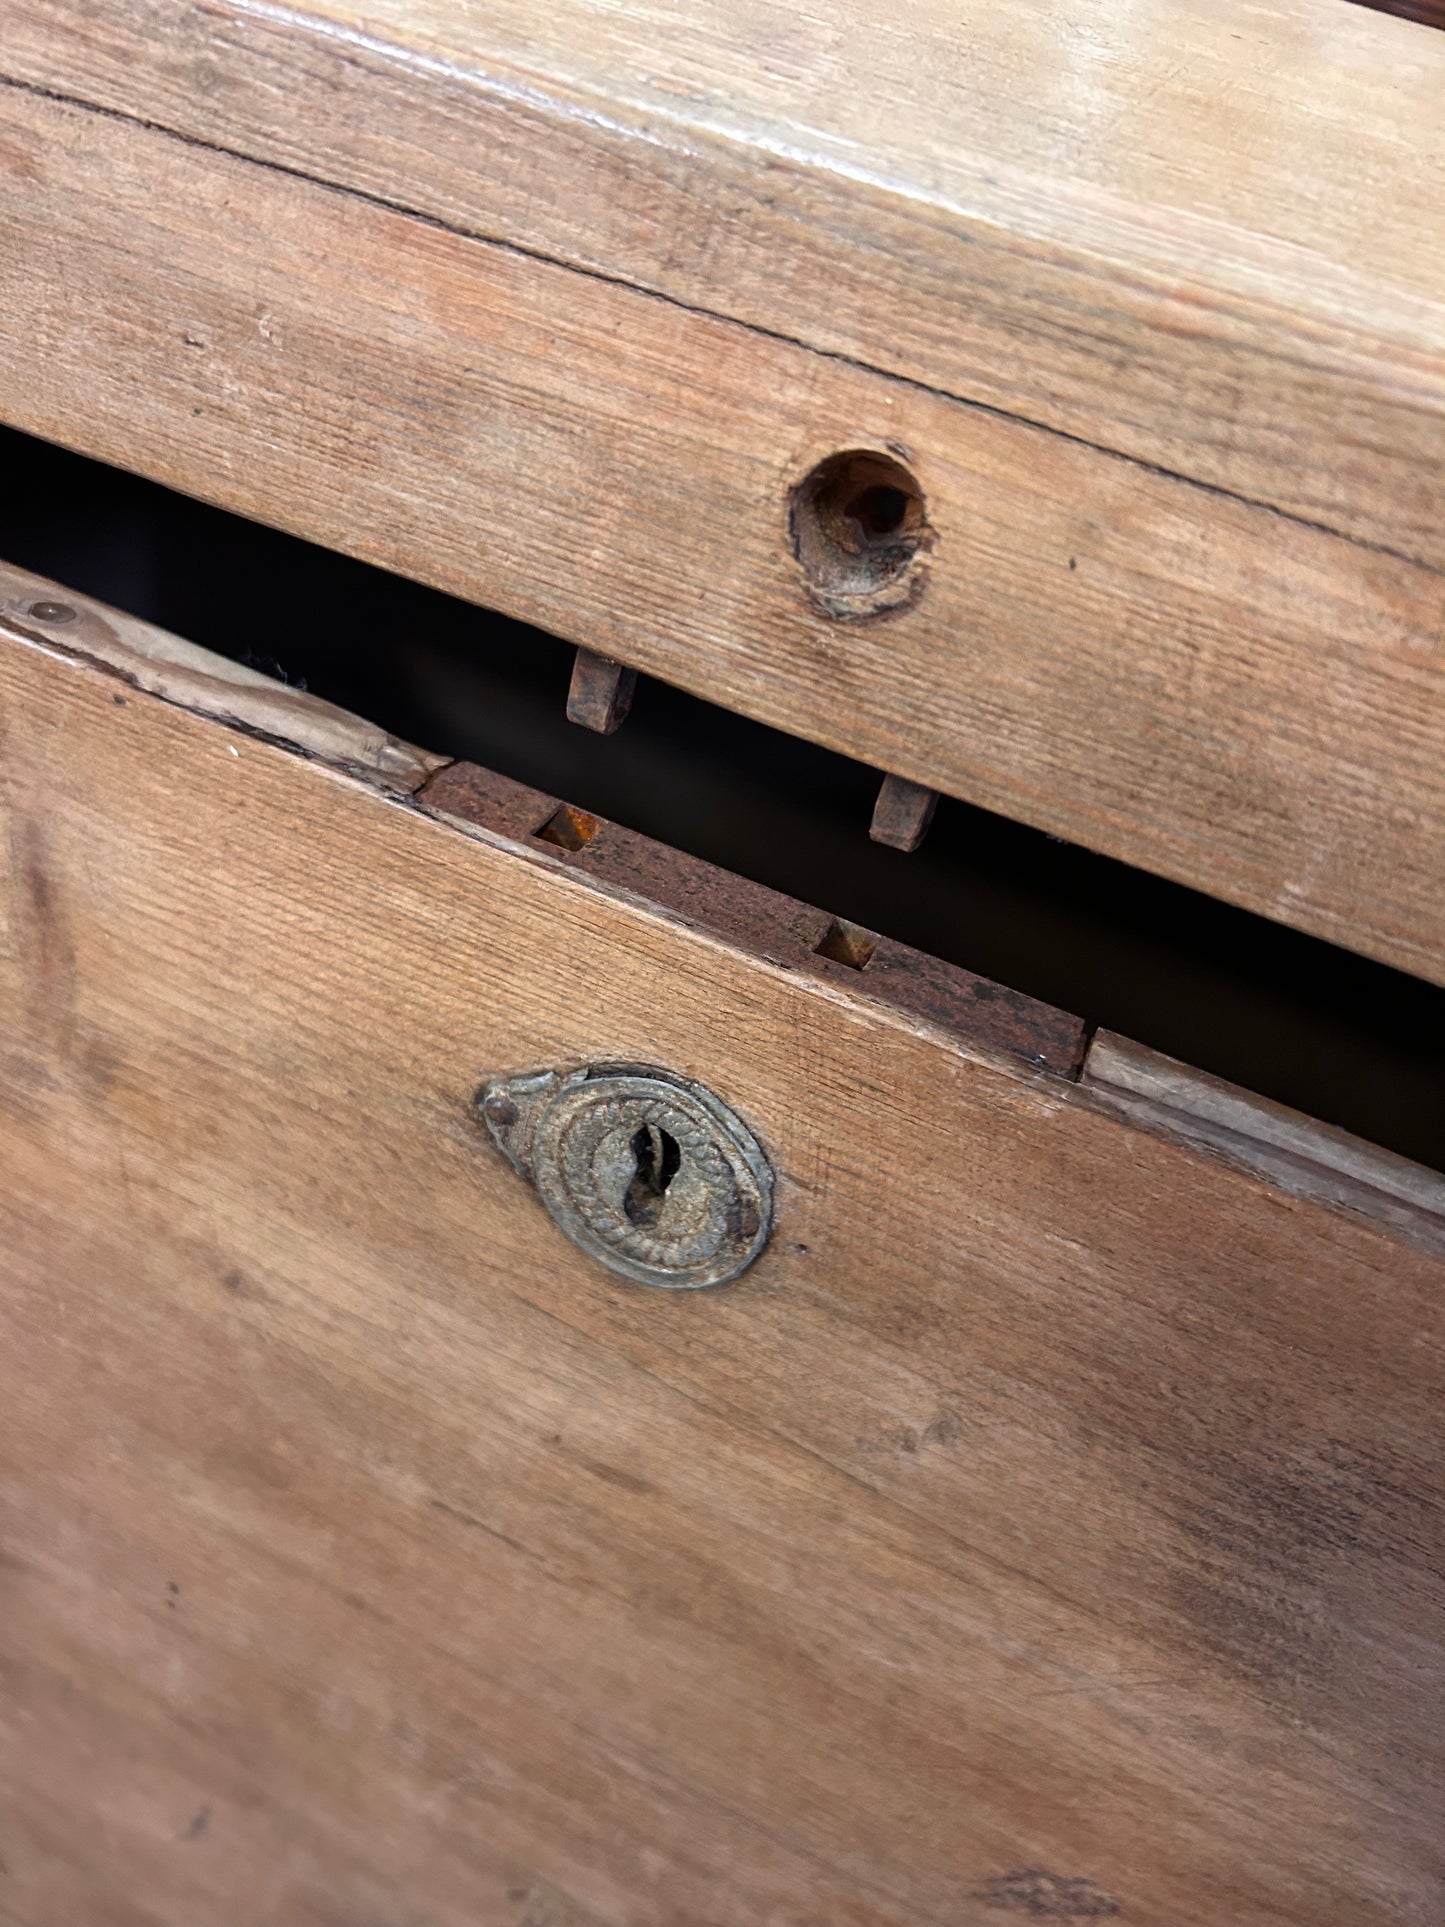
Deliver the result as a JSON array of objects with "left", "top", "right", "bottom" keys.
[{"left": 789, "top": 450, "right": 930, "bottom": 618}]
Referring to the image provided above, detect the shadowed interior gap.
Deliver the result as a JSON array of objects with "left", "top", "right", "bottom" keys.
[{"left": 0, "top": 421, "right": 1438, "bottom": 1170}]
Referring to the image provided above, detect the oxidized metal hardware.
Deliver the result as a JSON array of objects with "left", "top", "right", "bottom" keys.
[
  {"left": 479, "top": 1064, "right": 773, "bottom": 1289},
  {"left": 20, "top": 598, "right": 79, "bottom": 626}
]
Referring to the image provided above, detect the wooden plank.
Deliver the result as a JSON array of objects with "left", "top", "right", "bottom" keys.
[
  {"left": 419, "top": 757, "right": 1086, "bottom": 1077},
  {"left": 1083, "top": 1030, "right": 1445, "bottom": 1259},
  {"left": 0, "top": 87, "right": 1440, "bottom": 985},
  {"left": 0, "top": 559, "right": 446, "bottom": 793},
  {"left": 2, "top": 612, "right": 1442, "bottom": 1924},
  {"left": 8, "top": 0, "right": 1445, "bottom": 571}
]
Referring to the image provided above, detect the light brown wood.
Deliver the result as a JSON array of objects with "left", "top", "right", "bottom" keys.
[
  {"left": 0, "top": 83, "right": 1439, "bottom": 983},
  {"left": 1082, "top": 1030, "right": 1445, "bottom": 1259},
  {"left": 2, "top": 610, "right": 1442, "bottom": 1924},
  {"left": 9, "top": 0, "right": 1445, "bottom": 569},
  {"left": 0, "top": 560, "right": 446, "bottom": 793}
]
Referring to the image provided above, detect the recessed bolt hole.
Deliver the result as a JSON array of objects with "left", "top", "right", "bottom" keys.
[
  {"left": 536, "top": 803, "right": 602, "bottom": 851},
  {"left": 790, "top": 450, "right": 930, "bottom": 618},
  {"left": 814, "top": 918, "right": 877, "bottom": 970},
  {"left": 624, "top": 1123, "right": 682, "bottom": 1227},
  {"left": 848, "top": 484, "right": 910, "bottom": 541}
]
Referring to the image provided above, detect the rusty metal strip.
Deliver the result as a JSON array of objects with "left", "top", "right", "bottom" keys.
[{"left": 419, "top": 760, "right": 1088, "bottom": 1078}]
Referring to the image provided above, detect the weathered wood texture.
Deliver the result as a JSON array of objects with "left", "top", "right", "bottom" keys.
[
  {"left": 421, "top": 758, "right": 1085, "bottom": 1076},
  {"left": 1083, "top": 1030, "right": 1445, "bottom": 1259},
  {"left": 0, "top": 560, "right": 446, "bottom": 793},
  {"left": 9, "top": 0, "right": 1445, "bottom": 568},
  {"left": 0, "top": 82, "right": 1440, "bottom": 983},
  {"left": 869, "top": 773, "right": 940, "bottom": 855},
  {"left": 2, "top": 615, "right": 1443, "bottom": 1924}
]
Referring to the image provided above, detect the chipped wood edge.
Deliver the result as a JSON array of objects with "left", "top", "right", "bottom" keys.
[
  {"left": 0, "top": 559, "right": 448, "bottom": 794},
  {"left": 0, "top": 593, "right": 1075, "bottom": 1093},
  {"left": 414, "top": 794, "right": 1077, "bottom": 1092},
  {"left": 1082, "top": 1029, "right": 1445, "bottom": 1258},
  {"left": 0, "top": 583, "right": 1080, "bottom": 1100}
]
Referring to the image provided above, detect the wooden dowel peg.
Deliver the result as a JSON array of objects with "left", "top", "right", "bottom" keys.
[
  {"left": 869, "top": 773, "right": 938, "bottom": 852},
  {"left": 566, "top": 646, "right": 637, "bottom": 734}
]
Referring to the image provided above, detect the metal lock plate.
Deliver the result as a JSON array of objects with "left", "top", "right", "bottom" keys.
[{"left": 480, "top": 1064, "right": 773, "bottom": 1289}]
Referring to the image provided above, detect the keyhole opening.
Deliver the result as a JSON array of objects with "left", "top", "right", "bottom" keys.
[{"left": 624, "top": 1124, "right": 682, "bottom": 1227}]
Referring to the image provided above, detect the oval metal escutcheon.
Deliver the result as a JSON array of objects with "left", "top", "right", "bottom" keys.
[{"left": 479, "top": 1064, "right": 774, "bottom": 1289}]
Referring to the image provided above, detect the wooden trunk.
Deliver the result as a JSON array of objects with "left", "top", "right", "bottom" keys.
[{"left": 1, "top": 1, "right": 1443, "bottom": 1920}]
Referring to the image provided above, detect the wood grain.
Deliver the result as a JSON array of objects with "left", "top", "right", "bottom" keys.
[
  {"left": 2, "top": 618, "right": 1442, "bottom": 1924},
  {"left": 1082, "top": 1030, "right": 1445, "bottom": 1259},
  {"left": 0, "top": 85, "right": 1439, "bottom": 983},
  {"left": 7, "top": 0, "right": 1445, "bottom": 569},
  {"left": 419, "top": 758, "right": 1086, "bottom": 1077},
  {"left": 0, "top": 559, "right": 446, "bottom": 793}
]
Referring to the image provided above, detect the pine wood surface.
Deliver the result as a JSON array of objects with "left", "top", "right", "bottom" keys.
[
  {"left": 9, "top": 0, "right": 1445, "bottom": 566},
  {"left": 0, "top": 81, "right": 1440, "bottom": 982},
  {"left": 2, "top": 604, "right": 1442, "bottom": 1925},
  {"left": 0, "top": 560, "right": 446, "bottom": 795}
]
